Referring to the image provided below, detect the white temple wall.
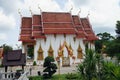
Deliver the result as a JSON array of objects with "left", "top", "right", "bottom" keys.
[
  {"left": 88, "top": 42, "right": 95, "bottom": 50},
  {"left": 34, "top": 34, "right": 86, "bottom": 65}
]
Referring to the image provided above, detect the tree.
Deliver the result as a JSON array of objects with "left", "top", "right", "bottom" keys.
[
  {"left": 116, "top": 21, "right": 120, "bottom": 39},
  {"left": 43, "top": 56, "right": 57, "bottom": 78},
  {"left": 77, "top": 49, "right": 120, "bottom": 80},
  {"left": 95, "top": 32, "right": 114, "bottom": 53},
  {"left": 77, "top": 49, "right": 98, "bottom": 80},
  {"left": 97, "top": 32, "right": 114, "bottom": 41},
  {"left": 0, "top": 44, "right": 13, "bottom": 53}
]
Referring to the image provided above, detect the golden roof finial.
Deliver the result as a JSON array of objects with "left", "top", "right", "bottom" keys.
[{"left": 18, "top": 8, "right": 22, "bottom": 17}]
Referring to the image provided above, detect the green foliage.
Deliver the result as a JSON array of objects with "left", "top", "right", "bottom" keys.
[
  {"left": 105, "top": 41, "right": 120, "bottom": 57},
  {"left": 116, "top": 21, "right": 120, "bottom": 39},
  {"left": 0, "top": 44, "right": 13, "bottom": 53},
  {"left": 0, "top": 64, "right": 3, "bottom": 67},
  {"left": 29, "top": 76, "right": 42, "bottom": 80},
  {"left": 28, "top": 74, "right": 67, "bottom": 80},
  {"left": 27, "top": 46, "right": 34, "bottom": 59},
  {"left": 65, "top": 73, "right": 78, "bottom": 79},
  {"left": 95, "top": 32, "right": 114, "bottom": 53},
  {"left": 95, "top": 31, "right": 120, "bottom": 62},
  {"left": 97, "top": 32, "right": 114, "bottom": 41},
  {"left": 77, "top": 49, "right": 98, "bottom": 80},
  {"left": 101, "top": 61, "right": 120, "bottom": 80},
  {"left": 33, "top": 61, "right": 37, "bottom": 66},
  {"left": 77, "top": 49, "right": 120, "bottom": 80},
  {"left": 43, "top": 56, "right": 57, "bottom": 79}
]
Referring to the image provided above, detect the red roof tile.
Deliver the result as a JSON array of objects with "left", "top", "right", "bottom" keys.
[
  {"left": 72, "top": 16, "right": 86, "bottom": 38},
  {"left": 33, "top": 15, "right": 42, "bottom": 25},
  {"left": 19, "top": 12, "right": 97, "bottom": 42},
  {"left": 81, "top": 18, "right": 98, "bottom": 40},
  {"left": 21, "top": 17, "right": 32, "bottom": 28},
  {"left": 42, "top": 12, "right": 76, "bottom": 34},
  {"left": 42, "top": 12, "right": 72, "bottom": 22},
  {"left": 19, "top": 17, "right": 34, "bottom": 42}
]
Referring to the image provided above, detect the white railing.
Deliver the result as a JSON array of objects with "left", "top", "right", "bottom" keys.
[
  {"left": 0, "top": 72, "right": 16, "bottom": 80},
  {"left": 18, "top": 71, "right": 29, "bottom": 80}
]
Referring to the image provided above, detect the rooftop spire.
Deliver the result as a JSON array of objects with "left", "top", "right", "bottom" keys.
[
  {"left": 69, "top": 5, "right": 73, "bottom": 13},
  {"left": 38, "top": 4, "right": 42, "bottom": 13},
  {"left": 87, "top": 11, "right": 90, "bottom": 18},
  {"left": 18, "top": 9, "right": 22, "bottom": 17},
  {"left": 77, "top": 8, "right": 81, "bottom": 15},
  {"left": 29, "top": 6, "right": 33, "bottom": 15}
]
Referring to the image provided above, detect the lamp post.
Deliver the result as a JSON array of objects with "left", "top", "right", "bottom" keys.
[{"left": 57, "top": 60, "right": 60, "bottom": 80}]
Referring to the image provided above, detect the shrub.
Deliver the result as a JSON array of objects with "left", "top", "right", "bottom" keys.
[
  {"left": 0, "top": 64, "right": 3, "bottom": 67},
  {"left": 43, "top": 56, "right": 57, "bottom": 79},
  {"left": 33, "top": 61, "right": 37, "bottom": 66}
]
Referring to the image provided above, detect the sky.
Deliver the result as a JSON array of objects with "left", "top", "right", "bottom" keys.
[{"left": 0, "top": 0, "right": 120, "bottom": 48}]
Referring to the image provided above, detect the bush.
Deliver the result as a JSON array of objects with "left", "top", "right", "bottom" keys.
[
  {"left": 0, "top": 64, "right": 4, "bottom": 67},
  {"left": 33, "top": 61, "right": 37, "bottom": 66},
  {"left": 43, "top": 56, "right": 57, "bottom": 79}
]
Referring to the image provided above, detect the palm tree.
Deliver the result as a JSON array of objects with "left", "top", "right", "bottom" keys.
[{"left": 77, "top": 49, "right": 97, "bottom": 80}]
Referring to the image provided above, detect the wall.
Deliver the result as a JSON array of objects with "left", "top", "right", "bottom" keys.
[{"left": 34, "top": 34, "right": 85, "bottom": 65}]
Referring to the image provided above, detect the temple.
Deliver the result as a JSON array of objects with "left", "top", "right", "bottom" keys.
[{"left": 19, "top": 11, "right": 98, "bottom": 66}]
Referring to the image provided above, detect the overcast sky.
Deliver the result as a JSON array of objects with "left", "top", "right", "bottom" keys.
[{"left": 0, "top": 0, "right": 120, "bottom": 48}]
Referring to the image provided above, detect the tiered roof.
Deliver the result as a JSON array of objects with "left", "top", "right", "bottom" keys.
[{"left": 19, "top": 11, "right": 98, "bottom": 42}]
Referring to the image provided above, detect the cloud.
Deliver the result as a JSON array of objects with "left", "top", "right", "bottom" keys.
[
  {"left": 0, "top": 10, "right": 16, "bottom": 31},
  {"left": 19, "top": 0, "right": 61, "bottom": 16},
  {"left": 72, "top": 0, "right": 89, "bottom": 6},
  {"left": 0, "top": 33, "right": 7, "bottom": 40},
  {"left": 64, "top": 0, "right": 120, "bottom": 35},
  {"left": 0, "top": 0, "right": 120, "bottom": 46},
  {"left": 0, "top": 0, "right": 23, "bottom": 15}
]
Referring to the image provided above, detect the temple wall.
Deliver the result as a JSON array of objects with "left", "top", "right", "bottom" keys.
[{"left": 34, "top": 34, "right": 85, "bottom": 65}]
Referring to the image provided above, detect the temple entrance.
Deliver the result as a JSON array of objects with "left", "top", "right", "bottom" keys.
[
  {"left": 27, "top": 45, "right": 34, "bottom": 61},
  {"left": 62, "top": 57, "right": 70, "bottom": 67},
  {"left": 58, "top": 41, "right": 73, "bottom": 66}
]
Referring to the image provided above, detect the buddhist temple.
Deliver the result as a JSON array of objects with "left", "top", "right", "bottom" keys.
[{"left": 19, "top": 11, "right": 98, "bottom": 66}]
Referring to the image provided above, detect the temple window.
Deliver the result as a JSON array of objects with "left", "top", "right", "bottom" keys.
[
  {"left": 27, "top": 45, "right": 34, "bottom": 60},
  {"left": 48, "top": 44, "right": 54, "bottom": 57},
  {"left": 37, "top": 44, "right": 44, "bottom": 60},
  {"left": 77, "top": 44, "right": 83, "bottom": 59}
]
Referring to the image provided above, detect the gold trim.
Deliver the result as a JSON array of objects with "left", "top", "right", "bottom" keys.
[{"left": 37, "top": 44, "right": 44, "bottom": 60}]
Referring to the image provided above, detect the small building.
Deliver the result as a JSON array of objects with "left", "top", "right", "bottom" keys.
[
  {"left": 0, "top": 48, "right": 3, "bottom": 64},
  {"left": 19, "top": 11, "right": 98, "bottom": 66},
  {"left": 2, "top": 50, "right": 26, "bottom": 72}
]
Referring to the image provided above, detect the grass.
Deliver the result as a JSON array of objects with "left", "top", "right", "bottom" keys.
[{"left": 28, "top": 73, "right": 79, "bottom": 80}]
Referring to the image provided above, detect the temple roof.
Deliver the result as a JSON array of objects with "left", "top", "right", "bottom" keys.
[
  {"left": 2, "top": 50, "right": 26, "bottom": 66},
  {"left": 19, "top": 11, "right": 98, "bottom": 42},
  {"left": 42, "top": 12, "right": 76, "bottom": 34},
  {"left": 81, "top": 18, "right": 98, "bottom": 40}
]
